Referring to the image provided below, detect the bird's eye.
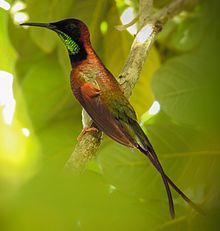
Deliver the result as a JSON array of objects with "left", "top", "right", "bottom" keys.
[{"left": 66, "top": 23, "right": 77, "bottom": 31}]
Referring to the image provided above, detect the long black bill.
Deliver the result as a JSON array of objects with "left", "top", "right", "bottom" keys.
[{"left": 20, "top": 22, "right": 56, "bottom": 30}]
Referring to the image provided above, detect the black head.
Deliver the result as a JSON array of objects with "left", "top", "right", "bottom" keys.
[{"left": 21, "top": 18, "right": 90, "bottom": 58}]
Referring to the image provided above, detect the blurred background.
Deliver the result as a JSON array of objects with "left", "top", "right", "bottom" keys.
[{"left": 0, "top": 0, "right": 220, "bottom": 230}]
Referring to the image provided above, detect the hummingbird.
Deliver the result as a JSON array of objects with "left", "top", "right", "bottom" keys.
[{"left": 21, "top": 18, "right": 202, "bottom": 218}]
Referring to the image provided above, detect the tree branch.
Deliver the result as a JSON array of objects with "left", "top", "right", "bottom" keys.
[
  {"left": 65, "top": 0, "right": 198, "bottom": 171},
  {"left": 139, "top": 0, "right": 153, "bottom": 28}
]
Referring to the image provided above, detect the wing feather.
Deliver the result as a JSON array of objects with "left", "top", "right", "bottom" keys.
[{"left": 78, "top": 82, "right": 135, "bottom": 147}]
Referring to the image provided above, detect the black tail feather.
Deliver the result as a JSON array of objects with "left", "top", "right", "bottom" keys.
[
  {"left": 137, "top": 144, "right": 175, "bottom": 219},
  {"left": 129, "top": 118, "right": 204, "bottom": 216},
  {"left": 165, "top": 174, "right": 205, "bottom": 215},
  {"left": 136, "top": 144, "right": 204, "bottom": 216}
]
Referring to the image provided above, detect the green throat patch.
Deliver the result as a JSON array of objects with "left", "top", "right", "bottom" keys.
[{"left": 56, "top": 30, "right": 80, "bottom": 55}]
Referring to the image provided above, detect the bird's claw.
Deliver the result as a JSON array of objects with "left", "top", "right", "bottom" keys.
[{"left": 77, "top": 127, "right": 99, "bottom": 141}]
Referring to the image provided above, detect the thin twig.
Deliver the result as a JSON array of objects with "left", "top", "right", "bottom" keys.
[
  {"left": 139, "top": 0, "right": 153, "bottom": 28},
  {"left": 153, "top": 0, "right": 198, "bottom": 24},
  {"left": 115, "top": 14, "right": 139, "bottom": 31}
]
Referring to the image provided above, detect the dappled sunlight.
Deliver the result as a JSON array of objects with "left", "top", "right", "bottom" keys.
[
  {"left": 0, "top": 118, "right": 39, "bottom": 185},
  {"left": 136, "top": 24, "right": 154, "bottom": 44},
  {"left": 180, "top": 29, "right": 189, "bottom": 44},
  {"left": 10, "top": 0, "right": 29, "bottom": 24},
  {"left": 0, "top": 70, "right": 15, "bottom": 125},
  {"left": 120, "top": 7, "right": 137, "bottom": 35},
  {"left": 108, "top": 184, "right": 117, "bottom": 194},
  {"left": 0, "top": 0, "right": 10, "bottom": 10},
  {"left": 13, "top": 11, "right": 29, "bottom": 24},
  {"left": 100, "top": 21, "right": 108, "bottom": 35},
  {"left": 141, "top": 101, "right": 160, "bottom": 122},
  {"left": 148, "top": 100, "right": 160, "bottom": 115},
  {"left": 21, "top": 127, "right": 30, "bottom": 137},
  {"left": 0, "top": 72, "right": 38, "bottom": 179},
  {"left": 1, "top": 124, "right": 26, "bottom": 163},
  {"left": 10, "top": 0, "right": 26, "bottom": 13}
]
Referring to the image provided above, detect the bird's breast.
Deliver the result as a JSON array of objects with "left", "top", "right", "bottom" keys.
[{"left": 70, "top": 65, "right": 100, "bottom": 99}]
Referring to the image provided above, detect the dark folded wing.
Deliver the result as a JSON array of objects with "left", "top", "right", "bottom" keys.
[{"left": 77, "top": 82, "right": 135, "bottom": 147}]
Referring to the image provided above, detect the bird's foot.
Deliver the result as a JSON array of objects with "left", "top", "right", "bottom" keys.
[{"left": 77, "top": 127, "right": 99, "bottom": 141}]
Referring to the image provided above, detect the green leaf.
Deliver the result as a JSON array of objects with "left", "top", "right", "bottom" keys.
[
  {"left": 99, "top": 109, "right": 220, "bottom": 229},
  {"left": 0, "top": 11, "right": 16, "bottom": 72},
  {"left": 169, "top": 15, "right": 204, "bottom": 52},
  {"left": 152, "top": 53, "right": 219, "bottom": 127},
  {"left": 8, "top": 18, "right": 41, "bottom": 59},
  {"left": 158, "top": 9, "right": 205, "bottom": 53},
  {"left": 152, "top": 1, "right": 220, "bottom": 127},
  {"left": 18, "top": 56, "right": 69, "bottom": 128},
  {"left": 103, "top": 2, "right": 132, "bottom": 76},
  {"left": 30, "top": 29, "right": 58, "bottom": 53},
  {"left": 25, "top": 0, "right": 73, "bottom": 53}
]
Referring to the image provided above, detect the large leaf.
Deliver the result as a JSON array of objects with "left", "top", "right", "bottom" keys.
[
  {"left": 25, "top": 0, "right": 73, "bottom": 53},
  {"left": 18, "top": 56, "right": 72, "bottom": 128},
  {"left": 103, "top": 2, "right": 132, "bottom": 76},
  {"left": 152, "top": 53, "right": 219, "bottom": 127},
  {"left": 152, "top": 0, "right": 220, "bottom": 127},
  {"left": 98, "top": 110, "right": 220, "bottom": 230}
]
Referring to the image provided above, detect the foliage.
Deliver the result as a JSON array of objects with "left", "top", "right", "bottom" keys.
[{"left": 0, "top": 0, "right": 220, "bottom": 230}]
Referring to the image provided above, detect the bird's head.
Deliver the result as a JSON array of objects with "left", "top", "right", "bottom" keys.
[{"left": 21, "top": 18, "right": 90, "bottom": 56}]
